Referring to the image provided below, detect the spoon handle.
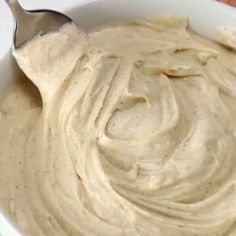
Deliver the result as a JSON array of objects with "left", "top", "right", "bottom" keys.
[{"left": 4, "top": 0, "right": 27, "bottom": 20}]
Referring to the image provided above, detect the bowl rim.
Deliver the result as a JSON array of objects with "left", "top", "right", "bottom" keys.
[
  {"left": 1, "top": 0, "right": 236, "bottom": 63},
  {"left": 1, "top": 0, "right": 236, "bottom": 235}
]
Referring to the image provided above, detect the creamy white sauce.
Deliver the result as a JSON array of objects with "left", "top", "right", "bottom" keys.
[{"left": 1, "top": 17, "right": 236, "bottom": 235}]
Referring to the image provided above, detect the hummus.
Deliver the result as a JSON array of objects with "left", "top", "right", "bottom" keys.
[{"left": 1, "top": 16, "right": 236, "bottom": 236}]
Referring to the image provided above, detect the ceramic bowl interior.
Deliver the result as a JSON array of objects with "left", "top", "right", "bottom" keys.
[{"left": 0, "top": 0, "right": 236, "bottom": 235}]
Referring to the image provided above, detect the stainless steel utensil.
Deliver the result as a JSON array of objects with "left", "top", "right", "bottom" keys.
[{"left": 4, "top": 0, "right": 73, "bottom": 48}]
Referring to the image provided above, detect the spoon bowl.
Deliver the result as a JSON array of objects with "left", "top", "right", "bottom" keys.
[{"left": 5, "top": 0, "right": 72, "bottom": 49}]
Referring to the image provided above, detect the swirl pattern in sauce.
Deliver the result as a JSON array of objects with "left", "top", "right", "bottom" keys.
[{"left": 1, "top": 17, "right": 236, "bottom": 236}]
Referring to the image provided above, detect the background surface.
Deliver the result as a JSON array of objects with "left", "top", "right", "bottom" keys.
[{"left": 0, "top": 0, "right": 86, "bottom": 58}]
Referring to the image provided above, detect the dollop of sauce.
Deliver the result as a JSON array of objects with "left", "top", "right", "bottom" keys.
[{"left": 1, "top": 17, "right": 236, "bottom": 236}]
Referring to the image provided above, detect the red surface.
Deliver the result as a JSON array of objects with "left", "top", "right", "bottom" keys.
[{"left": 218, "top": 0, "right": 236, "bottom": 7}]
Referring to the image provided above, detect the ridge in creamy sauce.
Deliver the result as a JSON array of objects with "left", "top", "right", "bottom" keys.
[{"left": 1, "top": 16, "right": 236, "bottom": 236}]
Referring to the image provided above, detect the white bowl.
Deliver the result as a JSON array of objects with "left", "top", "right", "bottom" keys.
[{"left": 1, "top": 0, "right": 236, "bottom": 235}]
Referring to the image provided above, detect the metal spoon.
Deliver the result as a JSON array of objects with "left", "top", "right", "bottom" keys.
[{"left": 4, "top": 0, "right": 73, "bottom": 49}]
